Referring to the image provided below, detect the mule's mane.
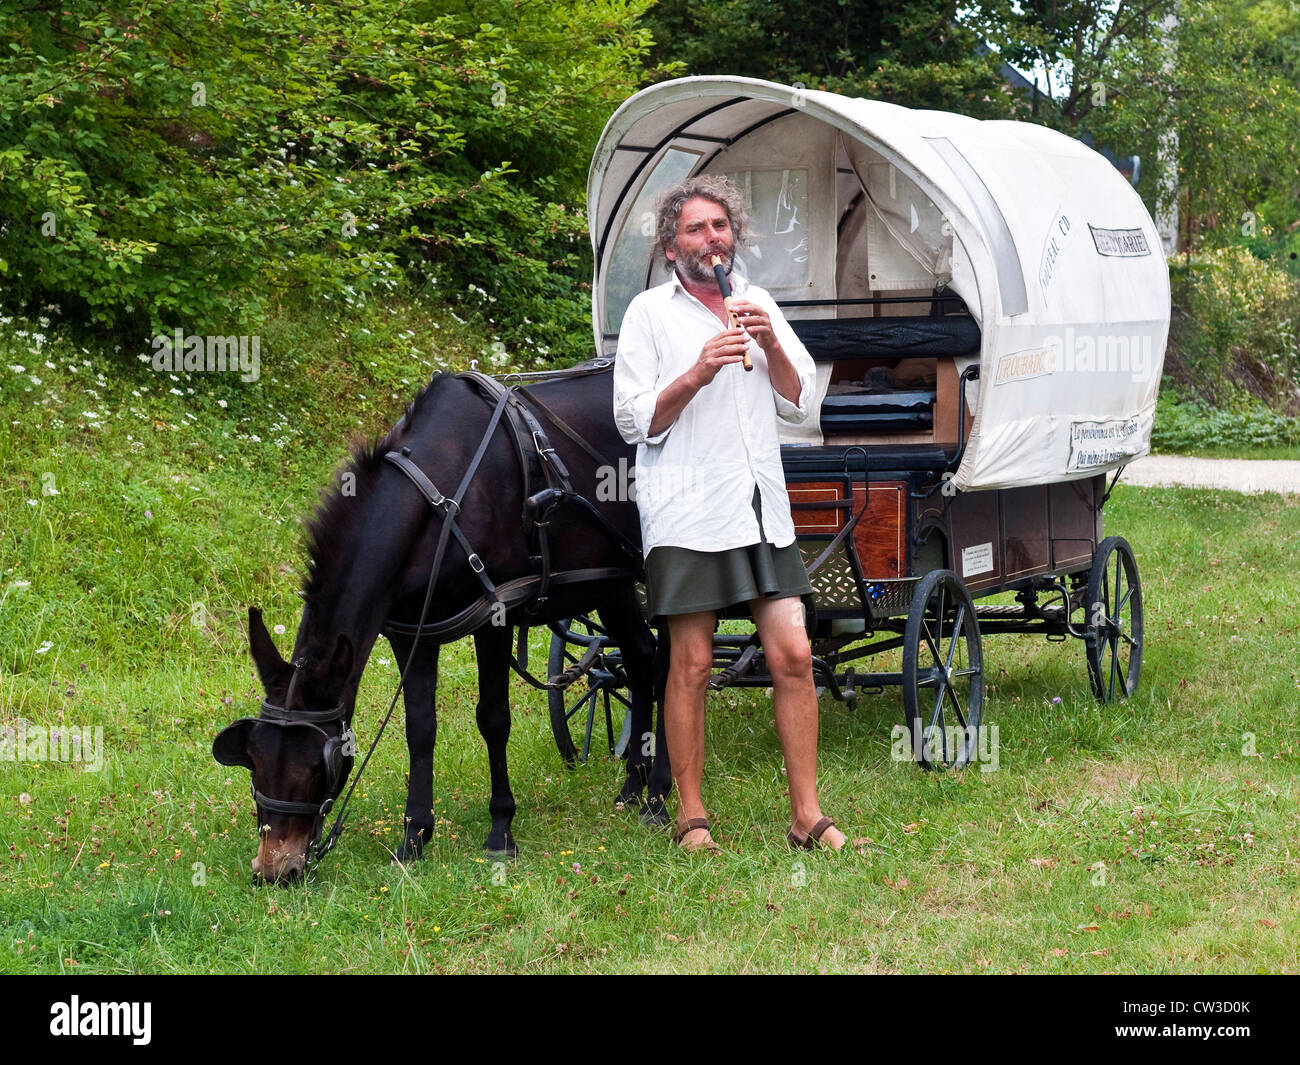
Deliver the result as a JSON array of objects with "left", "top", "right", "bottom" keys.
[{"left": 300, "top": 373, "right": 447, "bottom": 606}]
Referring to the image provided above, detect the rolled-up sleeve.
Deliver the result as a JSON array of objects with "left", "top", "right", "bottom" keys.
[
  {"left": 613, "top": 299, "right": 673, "bottom": 445},
  {"left": 767, "top": 302, "right": 816, "bottom": 425}
]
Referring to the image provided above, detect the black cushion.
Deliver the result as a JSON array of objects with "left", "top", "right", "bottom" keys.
[{"left": 790, "top": 316, "right": 980, "bottom": 361}]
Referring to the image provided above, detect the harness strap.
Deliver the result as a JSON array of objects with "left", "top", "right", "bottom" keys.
[
  {"left": 507, "top": 619, "right": 606, "bottom": 693},
  {"left": 254, "top": 788, "right": 333, "bottom": 818},
  {"left": 381, "top": 566, "right": 638, "bottom": 643},
  {"left": 525, "top": 488, "right": 643, "bottom": 570},
  {"left": 516, "top": 382, "right": 622, "bottom": 473},
  {"left": 258, "top": 699, "right": 345, "bottom": 725}
]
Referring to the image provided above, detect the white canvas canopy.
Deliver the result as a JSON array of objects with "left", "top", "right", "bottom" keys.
[{"left": 588, "top": 76, "right": 1169, "bottom": 491}]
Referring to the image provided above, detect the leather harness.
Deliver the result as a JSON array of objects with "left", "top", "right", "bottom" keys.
[{"left": 379, "top": 367, "right": 644, "bottom": 657}]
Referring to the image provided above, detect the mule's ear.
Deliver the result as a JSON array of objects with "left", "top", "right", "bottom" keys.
[
  {"left": 249, "top": 606, "right": 292, "bottom": 693},
  {"left": 213, "top": 718, "right": 256, "bottom": 771},
  {"left": 324, "top": 632, "right": 354, "bottom": 689}
]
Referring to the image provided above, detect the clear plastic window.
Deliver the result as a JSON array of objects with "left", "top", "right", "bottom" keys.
[
  {"left": 604, "top": 147, "right": 701, "bottom": 334},
  {"left": 724, "top": 168, "right": 810, "bottom": 291}
]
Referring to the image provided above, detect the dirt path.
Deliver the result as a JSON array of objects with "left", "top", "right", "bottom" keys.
[{"left": 1122, "top": 455, "right": 1300, "bottom": 495}]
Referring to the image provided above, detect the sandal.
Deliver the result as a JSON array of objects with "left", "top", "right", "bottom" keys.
[
  {"left": 787, "top": 816, "right": 838, "bottom": 851},
  {"left": 673, "top": 817, "right": 719, "bottom": 853}
]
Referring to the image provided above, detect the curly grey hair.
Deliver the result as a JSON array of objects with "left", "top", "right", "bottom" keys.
[{"left": 653, "top": 174, "right": 752, "bottom": 271}]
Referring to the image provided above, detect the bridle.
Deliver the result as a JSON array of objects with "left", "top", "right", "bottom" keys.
[
  {"left": 249, "top": 696, "right": 354, "bottom": 827},
  {"left": 212, "top": 657, "right": 358, "bottom": 874}
]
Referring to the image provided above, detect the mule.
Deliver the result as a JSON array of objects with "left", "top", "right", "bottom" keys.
[{"left": 213, "top": 367, "right": 672, "bottom": 883}]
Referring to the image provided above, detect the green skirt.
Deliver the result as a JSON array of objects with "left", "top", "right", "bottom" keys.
[{"left": 644, "top": 489, "right": 812, "bottom": 620}]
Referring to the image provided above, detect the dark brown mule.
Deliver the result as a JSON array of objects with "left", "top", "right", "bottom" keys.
[{"left": 214, "top": 368, "right": 671, "bottom": 883}]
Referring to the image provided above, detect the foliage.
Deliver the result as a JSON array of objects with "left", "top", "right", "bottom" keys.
[
  {"left": 0, "top": 0, "right": 659, "bottom": 362},
  {"left": 968, "top": 1, "right": 1300, "bottom": 248},
  {"left": 1167, "top": 248, "right": 1300, "bottom": 407},
  {"left": 1153, "top": 392, "right": 1300, "bottom": 454},
  {"left": 641, "top": 0, "right": 1018, "bottom": 117}
]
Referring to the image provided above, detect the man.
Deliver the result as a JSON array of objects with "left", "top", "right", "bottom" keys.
[{"left": 613, "top": 174, "right": 846, "bottom": 853}]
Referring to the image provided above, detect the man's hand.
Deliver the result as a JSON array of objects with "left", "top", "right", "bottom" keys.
[
  {"left": 728, "top": 299, "right": 780, "bottom": 354},
  {"left": 647, "top": 327, "right": 747, "bottom": 437},
  {"left": 691, "top": 327, "right": 749, "bottom": 386}
]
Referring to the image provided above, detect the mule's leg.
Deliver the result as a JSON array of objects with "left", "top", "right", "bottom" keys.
[
  {"left": 388, "top": 631, "right": 441, "bottom": 862},
  {"left": 597, "top": 588, "right": 668, "bottom": 823},
  {"left": 643, "top": 621, "right": 673, "bottom": 825},
  {"left": 473, "top": 624, "right": 518, "bottom": 857}
]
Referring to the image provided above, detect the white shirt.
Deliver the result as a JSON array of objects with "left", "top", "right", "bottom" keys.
[{"left": 613, "top": 272, "right": 816, "bottom": 554}]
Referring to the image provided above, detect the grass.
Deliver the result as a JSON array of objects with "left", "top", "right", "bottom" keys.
[
  {"left": 2, "top": 311, "right": 1299, "bottom": 973},
  {"left": 1154, "top": 445, "right": 1300, "bottom": 462}
]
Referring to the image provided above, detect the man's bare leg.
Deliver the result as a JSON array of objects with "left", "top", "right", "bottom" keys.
[
  {"left": 665, "top": 610, "right": 718, "bottom": 850},
  {"left": 749, "top": 596, "right": 847, "bottom": 850}
]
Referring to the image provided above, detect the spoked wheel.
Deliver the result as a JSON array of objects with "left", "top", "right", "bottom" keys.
[
  {"left": 547, "top": 615, "right": 632, "bottom": 766},
  {"left": 1085, "top": 536, "right": 1143, "bottom": 701},
  {"left": 902, "top": 569, "right": 985, "bottom": 771}
]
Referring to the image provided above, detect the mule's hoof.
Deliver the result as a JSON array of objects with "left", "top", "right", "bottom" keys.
[
  {"left": 394, "top": 826, "right": 432, "bottom": 863},
  {"left": 639, "top": 801, "right": 669, "bottom": 827},
  {"left": 483, "top": 835, "right": 518, "bottom": 860}
]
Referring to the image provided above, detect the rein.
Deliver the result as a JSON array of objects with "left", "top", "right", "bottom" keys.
[{"left": 305, "top": 376, "right": 514, "bottom": 878}]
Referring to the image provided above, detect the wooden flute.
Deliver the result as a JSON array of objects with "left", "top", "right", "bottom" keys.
[{"left": 710, "top": 254, "right": 753, "bottom": 371}]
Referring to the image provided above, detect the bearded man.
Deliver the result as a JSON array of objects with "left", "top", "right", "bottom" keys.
[{"left": 613, "top": 174, "right": 845, "bottom": 853}]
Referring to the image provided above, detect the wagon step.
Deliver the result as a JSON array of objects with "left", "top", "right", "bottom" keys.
[
  {"left": 975, "top": 604, "right": 1029, "bottom": 618},
  {"left": 974, "top": 603, "right": 1068, "bottom": 620},
  {"left": 708, "top": 641, "right": 761, "bottom": 690}
]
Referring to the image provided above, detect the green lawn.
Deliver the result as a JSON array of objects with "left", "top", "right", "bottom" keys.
[{"left": 2, "top": 315, "right": 1297, "bottom": 974}]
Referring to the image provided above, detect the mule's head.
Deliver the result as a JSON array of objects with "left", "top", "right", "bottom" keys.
[{"left": 213, "top": 607, "right": 355, "bottom": 884}]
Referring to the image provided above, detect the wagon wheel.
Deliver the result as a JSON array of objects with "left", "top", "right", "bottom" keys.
[
  {"left": 1085, "top": 536, "right": 1143, "bottom": 702},
  {"left": 547, "top": 615, "right": 633, "bottom": 766},
  {"left": 902, "top": 569, "right": 985, "bottom": 771}
]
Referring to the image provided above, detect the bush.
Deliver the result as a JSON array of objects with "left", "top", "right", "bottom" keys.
[
  {"left": 1168, "top": 247, "right": 1300, "bottom": 408},
  {"left": 0, "top": 1, "right": 656, "bottom": 363},
  {"left": 1152, "top": 392, "right": 1300, "bottom": 453}
]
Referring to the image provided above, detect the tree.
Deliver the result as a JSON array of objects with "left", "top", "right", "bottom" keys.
[
  {"left": 968, "top": 0, "right": 1300, "bottom": 252},
  {"left": 641, "top": 0, "right": 1018, "bottom": 117},
  {"left": 0, "top": 0, "right": 660, "bottom": 361}
]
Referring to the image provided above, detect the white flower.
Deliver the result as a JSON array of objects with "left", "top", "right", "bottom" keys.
[
  {"left": 34, "top": 641, "right": 53, "bottom": 654},
  {"left": 26, "top": 499, "right": 38, "bottom": 506},
  {"left": 216, "top": 399, "right": 227, "bottom": 408},
  {"left": 9, "top": 579, "right": 30, "bottom": 589},
  {"left": 273, "top": 624, "right": 286, "bottom": 635},
  {"left": 81, "top": 410, "right": 99, "bottom": 419},
  {"left": 8, "top": 364, "right": 25, "bottom": 373}
]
